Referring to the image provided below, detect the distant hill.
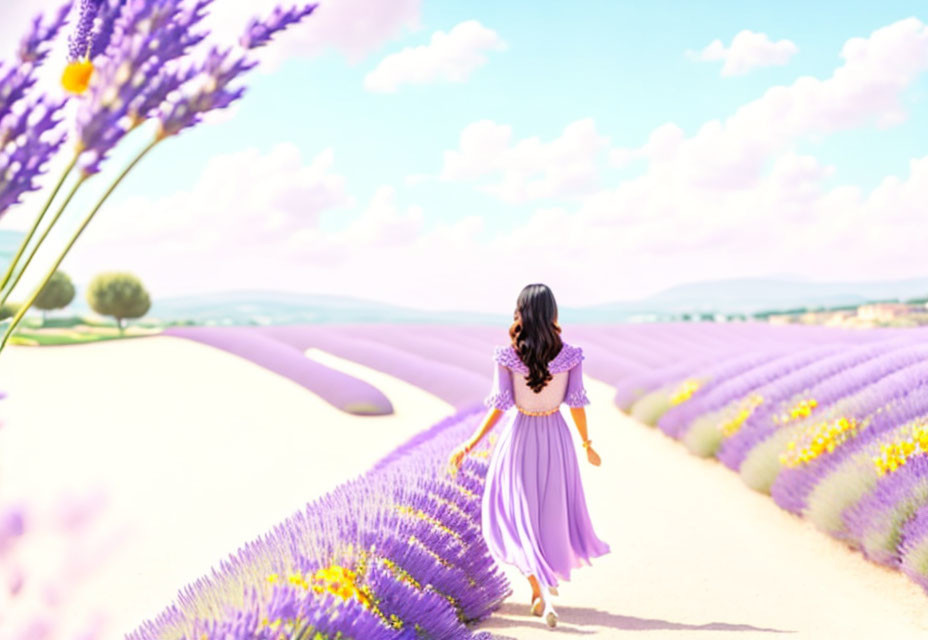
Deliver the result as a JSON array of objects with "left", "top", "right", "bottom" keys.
[
  {"left": 47, "top": 276, "right": 928, "bottom": 326},
  {"left": 69, "top": 289, "right": 510, "bottom": 325},
  {"left": 560, "top": 277, "right": 928, "bottom": 322}
]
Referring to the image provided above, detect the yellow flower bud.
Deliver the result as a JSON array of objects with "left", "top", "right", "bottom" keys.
[{"left": 62, "top": 60, "right": 94, "bottom": 94}]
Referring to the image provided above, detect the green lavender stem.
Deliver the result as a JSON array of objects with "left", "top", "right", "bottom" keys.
[
  {"left": 0, "top": 154, "right": 79, "bottom": 298},
  {"left": 0, "top": 137, "right": 161, "bottom": 356},
  {"left": 0, "top": 172, "right": 88, "bottom": 308}
]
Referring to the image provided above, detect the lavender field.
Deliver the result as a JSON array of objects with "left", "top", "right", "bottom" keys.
[
  {"left": 125, "top": 406, "right": 509, "bottom": 640},
  {"left": 129, "top": 321, "right": 928, "bottom": 637}
]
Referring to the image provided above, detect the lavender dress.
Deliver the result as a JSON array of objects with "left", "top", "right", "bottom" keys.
[{"left": 481, "top": 342, "right": 610, "bottom": 591}]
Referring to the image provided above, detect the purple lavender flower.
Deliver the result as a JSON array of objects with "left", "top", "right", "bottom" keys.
[
  {"left": 157, "top": 3, "right": 318, "bottom": 138},
  {"left": 124, "top": 405, "right": 510, "bottom": 639},
  {"left": 19, "top": 2, "right": 73, "bottom": 65},
  {"left": 1, "top": 3, "right": 72, "bottom": 121},
  {"left": 88, "top": 0, "right": 125, "bottom": 59},
  {"left": 720, "top": 340, "right": 928, "bottom": 471},
  {"left": 67, "top": 0, "right": 124, "bottom": 64},
  {"left": 657, "top": 349, "right": 787, "bottom": 438},
  {"left": 900, "top": 503, "right": 928, "bottom": 592},
  {"left": 240, "top": 4, "right": 318, "bottom": 49},
  {"left": 0, "top": 97, "right": 67, "bottom": 217},
  {"left": 155, "top": 45, "right": 255, "bottom": 138},
  {"left": 75, "top": 0, "right": 212, "bottom": 173},
  {"left": 770, "top": 363, "right": 928, "bottom": 514},
  {"left": 68, "top": 0, "right": 105, "bottom": 61},
  {"left": 842, "top": 456, "right": 928, "bottom": 567}
]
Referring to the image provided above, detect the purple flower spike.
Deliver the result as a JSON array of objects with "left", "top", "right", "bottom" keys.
[
  {"left": 0, "top": 97, "right": 68, "bottom": 218},
  {"left": 157, "top": 46, "right": 256, "bottom": 138},
  {"left": 124, "top": 405, "right": 510, "bottom": 639},
  {"left": 19, "top": 2, "right": 73, "bottom": 65},
  {"left": 68, "top": 0, "right": 105, "bottom": 61},
  {"left": 240, "top": 4, "right": 319, "bottom": 50},
  {"left": 67, "top": 0, "right": 128, "bottom": 63},
  {"left": 2, "top": 2, "right": 73, "bottom": 122},
  {"left": 88, "top": 0, "right": 125, "bottom": 59},
  {"left": 156, "top": 3, "right": 319, "bottom": 139},
  {"left": 75, "top": 0, "right": 213, "bottom": 173},
  {"left": 1, "top": 5, "right": 72, "bottom": 218}
]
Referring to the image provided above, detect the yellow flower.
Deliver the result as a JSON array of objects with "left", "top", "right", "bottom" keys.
[
  {"left": 788, "top": 397, "right": 818, "bottom": 421},
  {"left": 394, "top": 504, "right": 460, "bottom": 540},
  {"left": 62, "top": 59, "right": 94, "bottom": 94},
  {"left": 671, "top": 379, "right": 702, "bottom": 406},
  {"left": 780, "top": 416, "right": 859, "bottom": 468},
  {"left": 870, "top": 423, "right": 928, "bottom": 476},
  {"left": 720, "top": 394, "right": 764, "bottom": 438}
]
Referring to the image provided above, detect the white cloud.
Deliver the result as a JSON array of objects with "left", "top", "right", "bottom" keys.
[
  {"left": 440, "top": 117, "right": 610, "bottom": 203},
  {"left": 293, "top": 150, "right": 928, "bottom": 310},
  {"left": 364, "top": 20, "right": 505, "bottom": 92},
  {"left": 305, "top": 185, "right": 425, "bottom": 249},
  {"left": 5, "top": 143, "right": 351, "bottom": 297},
  {"left": 26, "top": 148, "right": 928, "bottom": 313},
  {"left": 690, "top": 29, "right": 798, "bottom": 76},
  {"left": 95, "top": 143, "right": 351, "bottom": 246},
  {"left": 612, "top": 18, "right": 928, "bottom": 192},
  {"left": 200, "top": 0, "right": 421, "bottom": 69}
]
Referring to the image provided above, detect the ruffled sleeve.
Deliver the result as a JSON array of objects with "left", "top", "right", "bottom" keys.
[
  {"left": 484, "top": 350, "right": 515, "bottom": 411},
  {"left": 564, "top": 347, "right": 591, "bottom": 408}
]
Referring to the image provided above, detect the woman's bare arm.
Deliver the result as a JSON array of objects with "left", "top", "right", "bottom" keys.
[
  {"left": 448, "top": 408, "right": 504, "bottom": 473},
  {"left": 569, "top": 406, "right": 601, "bottom": 466},
  {"left": 568, "top": 406, "right": 590, "bottom": 442},
  {"left": 463, "top": 408, "right": 504, "bottom": 451}
]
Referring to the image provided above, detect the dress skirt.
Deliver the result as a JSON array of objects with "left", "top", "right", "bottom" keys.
[{"left": 481, "top": 409, "right": 610, "bottom": 590}]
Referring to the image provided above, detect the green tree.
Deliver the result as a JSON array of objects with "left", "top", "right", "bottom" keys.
[
  {"left": 0, "top": 301, "right": 21, "bottom": 321},
  {"left": 86, "top": 272, "right": 151, "bottom": 335},
  {"left": 33, "top": 270, "right": 75, "bottom": 324}
]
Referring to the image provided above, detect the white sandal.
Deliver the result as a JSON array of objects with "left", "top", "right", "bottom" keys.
[
  {"left": 530, "top": 595, "right": 544, "bottom": 616},
  {"left": 542, "top": 598, "right": 558, "bottom": 628}
]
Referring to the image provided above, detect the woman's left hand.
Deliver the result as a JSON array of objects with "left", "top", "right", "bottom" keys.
[
  {"left": 586, "top": 445, "right": 601, "bottom": 467},
  {"left": 447, "top": 443, "right": 469, "bottom": 476}
]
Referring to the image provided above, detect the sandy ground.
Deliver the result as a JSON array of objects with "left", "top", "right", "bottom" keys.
[
  {"left": 2, "top": 338, "right": 928, "bottom": 639},
  {"left": 0, "top": 338, "right": 453, "bottom": 639}
]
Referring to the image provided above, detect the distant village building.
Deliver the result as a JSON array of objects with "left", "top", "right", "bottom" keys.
[
  {"left": 822, "top": 310, "right": 856, "bottom": 327},
  {"left": 799, "top": 310, "right": 850, "bottom": 325},
  {"left": 857, "top": 303, "right": 919, "bottom": 323}
]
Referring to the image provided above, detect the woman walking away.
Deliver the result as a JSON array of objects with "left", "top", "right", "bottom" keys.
[{"left": 448, "top": 283, "right": 610, "bottom": 629}]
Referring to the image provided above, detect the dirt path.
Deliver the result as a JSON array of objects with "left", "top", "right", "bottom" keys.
[{"left": 475, "top": 377, "right": 928, "bottom": 639}]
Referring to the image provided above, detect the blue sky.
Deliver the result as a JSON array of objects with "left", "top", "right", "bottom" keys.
[
  {"left": 3, "top": 0, "right": 928, "bottom": 311},
  {"left": 121, "top": 0, "right": 927, "bottom": 212}
]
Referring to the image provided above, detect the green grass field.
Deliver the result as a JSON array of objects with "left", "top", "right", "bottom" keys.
[{"left": 5, "top": 318, "right": 164, "bottom": 346}]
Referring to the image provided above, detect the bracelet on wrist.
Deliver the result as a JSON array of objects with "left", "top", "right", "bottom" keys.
[{"left": 581, "top": 439, "right": 592, "bottom": 449}]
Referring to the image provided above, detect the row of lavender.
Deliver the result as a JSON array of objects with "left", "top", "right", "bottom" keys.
[
  {"left": 615, "top": 326, "right": 928, "bottom": 595},
  {"left": 162, "top": 323, "right": 899, "bottom": 414},
  {"left": 126, "top": 404, "right": 508, "bottom": 640}
]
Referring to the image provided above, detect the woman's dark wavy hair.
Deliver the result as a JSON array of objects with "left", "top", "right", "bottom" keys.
[{"left": 509, "top": 283, "right": 563, "bottom": 393}]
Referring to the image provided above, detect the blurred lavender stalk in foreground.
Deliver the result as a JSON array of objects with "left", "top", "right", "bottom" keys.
[{"left": 0, "top": 0, "right": 318, "bottom": 356}]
